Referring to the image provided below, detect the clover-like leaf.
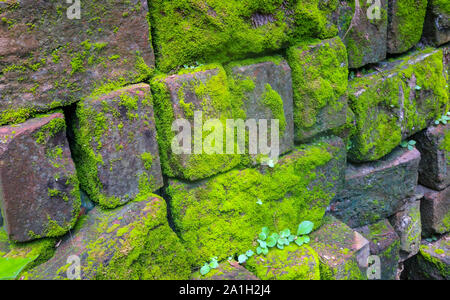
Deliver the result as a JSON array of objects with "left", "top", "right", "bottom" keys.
[
  {"left": 295, "top": 237, "right": 304, "bottom": 246},
  {"left": 259, "top": 232, "right": 267, "bottom": 240},
  {"left": 256, "top": 199, "right": 263, "bottom": 205},
  {"left": 297, "top": 221, "right": 314, "bottom": 235},
  {"left": 238, "top": 254, "right": 248, "bottom": 264},
  {"left": 259, "top": 240, "right": 267, "bottom": 248},
  {"left": 288, "top": 235, "right": 295, "bottom": 242},
  {"left": 303, "top": 236, "right": 310, "bottom": 244},
  {"left": 246, "top": 250, "right": 254, "bottom": 257},
  {"left": 262, "top": 227, "right": 270, "bottom": 235},
  {"left": 277, "top": 243, "right": 284, "bottom": 250},
  {"left": 200, "top": 263, "right": 211, "bottom": 275},
  {"left": 256, "top": 247, "right": 263, "bottom": 255},
  {"left": 262, "top": 247, "right": 269, "bottom": 255},
  {"left": 209, "top": 258, "right": 219, "bottom": 269},
  {"left": 266, "top": 236, "right": 277, "bottom": 248}
]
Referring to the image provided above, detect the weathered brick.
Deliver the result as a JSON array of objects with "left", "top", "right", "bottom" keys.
[
  {"left": 417, "top": 185, "right": 450, "bottom": 236},
  {"left": 70, "top": 84, "right": 162, "bottom": 209},
  {"left": 0, "top": 113, "right": 80, "bottom": 242},
  {"left": 422, "top": 0, "right": 450, "bottom": 46}
]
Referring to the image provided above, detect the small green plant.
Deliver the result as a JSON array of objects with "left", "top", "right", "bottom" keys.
[
  {"left": 400, "top": 140, "right": 416, "bottom": 151},
  {"left": 199, "top": 257, "right": 219, "bottom": 276},
  {"left": 256, "top": 198, "right": 263, "bottom": 205},
  {"left": 435, "top": 112, "right": 450, "bottom": 125}
]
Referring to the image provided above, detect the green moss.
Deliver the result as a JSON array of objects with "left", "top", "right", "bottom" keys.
[
  {"left": 287, "top": 37, "right": 348, "bottom": 140},
  {"left": 149, "top": 0, "right": 340, "bottom": 72},
  {"left": 348, "top": 49, "right": 449, "bottom": 161},
  {"left": 245, "top": 244, "right": 321, "bottom": 280},
  {"left": 140, "top": 152, "right": 153, "bottom": 170},
  {"left": 434, "top": 0, "right": 450, "bottom": 14},
  {"left": 262, "top": 83, "right": 286, "bottom": 134},
  {"left": 33, "top": 117, "right": 66, "bottom": 145},
  {"left": 167, "top": 140, "right": 341, "bottom": 265}
]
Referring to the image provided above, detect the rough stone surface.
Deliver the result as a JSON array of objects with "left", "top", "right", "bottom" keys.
[
  {"left": 417, "top": 185, "right": 450, "bottom": 236},
  {"left": 149, "top": 0, "right": 353, "bottom": 72},
  {"left": 192, "top": 261, "right": 259, "bottom": 280},
  {"left": 404, "top": 234, "right": 449, "bottom": 280},
  {"left": 229, "top": 58, "right": 294, "bottom": 157},
  {"left": 0, "top": 0, "right": 154, "bottom": 126},
  {"left": 0, "top": 113, "right": 80, "bottom": 242},
  {"left": 387, "top": 0, "right": 428, "bottom": 54},
  {"left": 331, "top": 147, "right": 421, "bottom": 228},
  {"left": 287, "top": 37, "right": 349, "bottom": 142},
  {"left": 343, "top": 0, "right": 388, "bottom": 68},
  {"left": 356, "top": 219, "right": 400, "bottom": 280},
  {"left": 348, "top": 49, "right": 449, "bottom": 162},
  {"left": 422, "top": 0, "right": 450, "bottom": 46},
  {"left": 24, "top": 196, "right": 192, "bottom": 280},
  {"left": 415, "top": 123, "right": 450, "bottom": 191},
  {"left": 152, "top": 66, "right": 243, "bottom": 181},
  {"left": 70, "top": 84, "right": 163, "bottom": 209},
  {"left": 167, "top": 137, "right": 346, "bottom": 265},
  {"left": 389, "top": 198, "right": 422, "bottom": 261},
  {"left": 310, "top": 215, "right": 369, "bottom": 280},
  {"left": 245, "top": 244, "right": 320, "bottom": 280}
]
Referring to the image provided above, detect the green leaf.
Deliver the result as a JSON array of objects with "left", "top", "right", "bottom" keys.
[
  {"left": 0, "top": 256, "right": 35, "bottom": 280},
  {"left": 295, "top": 237, "right": 304, "bottom": 246},
  {"left": 297, "top": 221, "right": 314, "bottom": 235},
  {"left": 262, "top": 247, "right": 269, "bottom": 255},
  {"left": 238, "top": 254, "right": 248, "bottom": 264},
  {"left": 246, "top": 250, "right": 254, "bottom": 257},
  {"left": 266, "top": 236, "right": 277, "bottom": 248},
  {"left": 408, "top": 140, "right": 416, "bottom": 146},
  {"left": 209, "top": 259, "right": 219, "bottom": 269},
  {"left": 277, "top": 243, "right": 284, "bottom": 250},
  {"left": 261, "top": 227, "right": 270, "bottom": 235},
  {"left": 280, "top": 229, "right": 290, "bottom": 238},
  {"left": 256, "top": 199, "right": 263, "bottom": 205},
  {"left": 200, "top": 263, "right": 211, "bottom": 276},
  {"left": 259, "top": 240, "right": 267, "bottom": 248},
  {"left": 267, "top": 159, "right": 275, "bottom": 168},
  {"left": 415, "top": 85, "right": 421, "bottom": 90},
  {"left": 288, "top": 235, "right": 295, "bottom": 242},
  {"left": 258, "top": 232, "right": 267, "bottom": 241},
  {"left": 303, "top": 236, "right": 310, "bottom": 244},
  {"left": 256, "top": 247, "right": 263, "bottom": 255}
]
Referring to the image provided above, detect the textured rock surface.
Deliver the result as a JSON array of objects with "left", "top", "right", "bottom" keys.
[
  {"left": 343, "top": 0, "right": 388, "bottom": 68},
  {"left": 0, "top": 113, "right": 80, "bottom": 242},
  {"left": 389, "top": 198, "right": 422, "bottom": 261},
  {"left": 415, "top": 123, "right": 450, "bottom": 191},
  {"left": 348, "top": 49, "right": 448, "bottom": 162},
  {"left": 0, "top": 0, "right": 154, "bottom": 126},
  {"left": 331, "top": 147, "right": 421, "bottom": 228},
  {"left": 228, "top": 57, "right": 294, "bottom": 157},
  {"left": 192, "top": 261, "right": 259, "bottom": 280},
  {"left": 287, "top": 37, "right": 349, "bottom": 142},
  {"left": 24, "top": 196, "right": 192, "bottom": 280},
  {"left": 167, "top": 137, "right": 345, "bottom": 264},
  {"left": 387, "top": 0, "right": 428, "bottom": 54},
  {"left": 417, "top": 185, "right": 450, "bottom": 236},
  {"left": 422, "top": 0, "right": 450, "bottom": 46},
  {"left": 404, "top": 234, "right": 449, "bottom": 280},
  {"left": 356, "top": 219, "right": 400, "bottom": 280},
  {"left": 148, "top": 0, "right": 352, "bottom": 72},
  {"left": 245, "top": 244, "right": 320, "bottom": 280},
  {"left": 310, "top": 215, "right": 368, "bottom": 280},
  {"left": 152, "top": 65, "right": 242, "bottom": 181},
  {"left": 69, "top": 84, "right": 163, "bottom": 209}
]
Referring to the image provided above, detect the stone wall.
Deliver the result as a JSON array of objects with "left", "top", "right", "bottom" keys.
[{"left": 0, "top": 0, "right": 448, "bottom": 280}]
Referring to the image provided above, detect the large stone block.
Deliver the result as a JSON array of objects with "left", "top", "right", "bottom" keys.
[
  {"left": 245, "top": 244, "right": 320, "bottom": 280},
  {"left": 422, "top": 0, "right": 450, "bottom": 46},
  {"left": 24, "top": 196, "right": 192, "bottom": 280},
  {"left": 228, "top": 57, "right": 294, "bottom": 156},
  {"left": 343, "top": 0, "right": 388, "bottom": 68},
  {"left": 415, "top": 123, "right": 450, "bottom": 190},
  {"left": 417, "top": 185, "right": 450, "bottom": 236},
  {"left": 356, "top": 219, "right": 400, "bottom": 280},
  {"left": 387, "top": 0, "right": 428, "bottom": 54},
  {"left": 310, "top": 215, "right": 369, "bottom": 280},
  {"left": 0, "top": 113, "right": 80, "bottom": 242},
  {"left": 166, "top": 137, "right": 346, "bottom": 265},
  {"left": 287, "top": 37, "right": 349, "bottom": 142},
  {"left": 0, "top": 0, "right": 154, "bottom": 126},
  {"left": 69, "top": 84, "right": 163, "bottom": 209},
  {"left": 331, "top": 147, "right": 421, "bottom": 228},
  {"left": 404, "top": 234, "right": 449, "bottom": 280},
  {"left": 151, "top": 65, "right": 241, "bottom": 181},
  {"left": 148, "top": 0, "right": 353, "bottom": 72},
  {"left": 389, "top": 198, "right": 422, "bottom": 261},
  {"left": 348, "top": 49, "right": 449, "bottom": 162}
]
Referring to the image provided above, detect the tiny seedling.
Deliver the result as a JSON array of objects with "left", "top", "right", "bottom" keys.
[
  {"left": 435, "top": 112, "right": 450, "bottom": 125},
  {"left": 400, "top": 140, "right": 416, "bottom": 151},
  {"left": 199, "top": 256, "right": 219, "bottom": 276}
]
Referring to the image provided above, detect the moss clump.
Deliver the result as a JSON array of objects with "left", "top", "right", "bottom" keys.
[
  {"left": 262, "top": 83, "right": 286, "bottom": 134},
  {"left": 245, "top": 244, "right": 321, "bottom": 280},
  {"left": 33, "top": 116, "right": 66, "bottom": 145},
  {"left": 149, "top": 0, "right": 341, "bottom": 72},
  {"left": 287, "top": 37, "right": 348, "bottom": 141},
  {"left": 167, "top": 138, "right": 344, "bottom": 265},
  {"left": 348, "top": 49, "right": 449, "bottom": 162}
]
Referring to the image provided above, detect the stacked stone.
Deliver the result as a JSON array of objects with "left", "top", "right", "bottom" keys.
[{"left": 0, "top": 0, "right": 449, "bottom": 280}]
